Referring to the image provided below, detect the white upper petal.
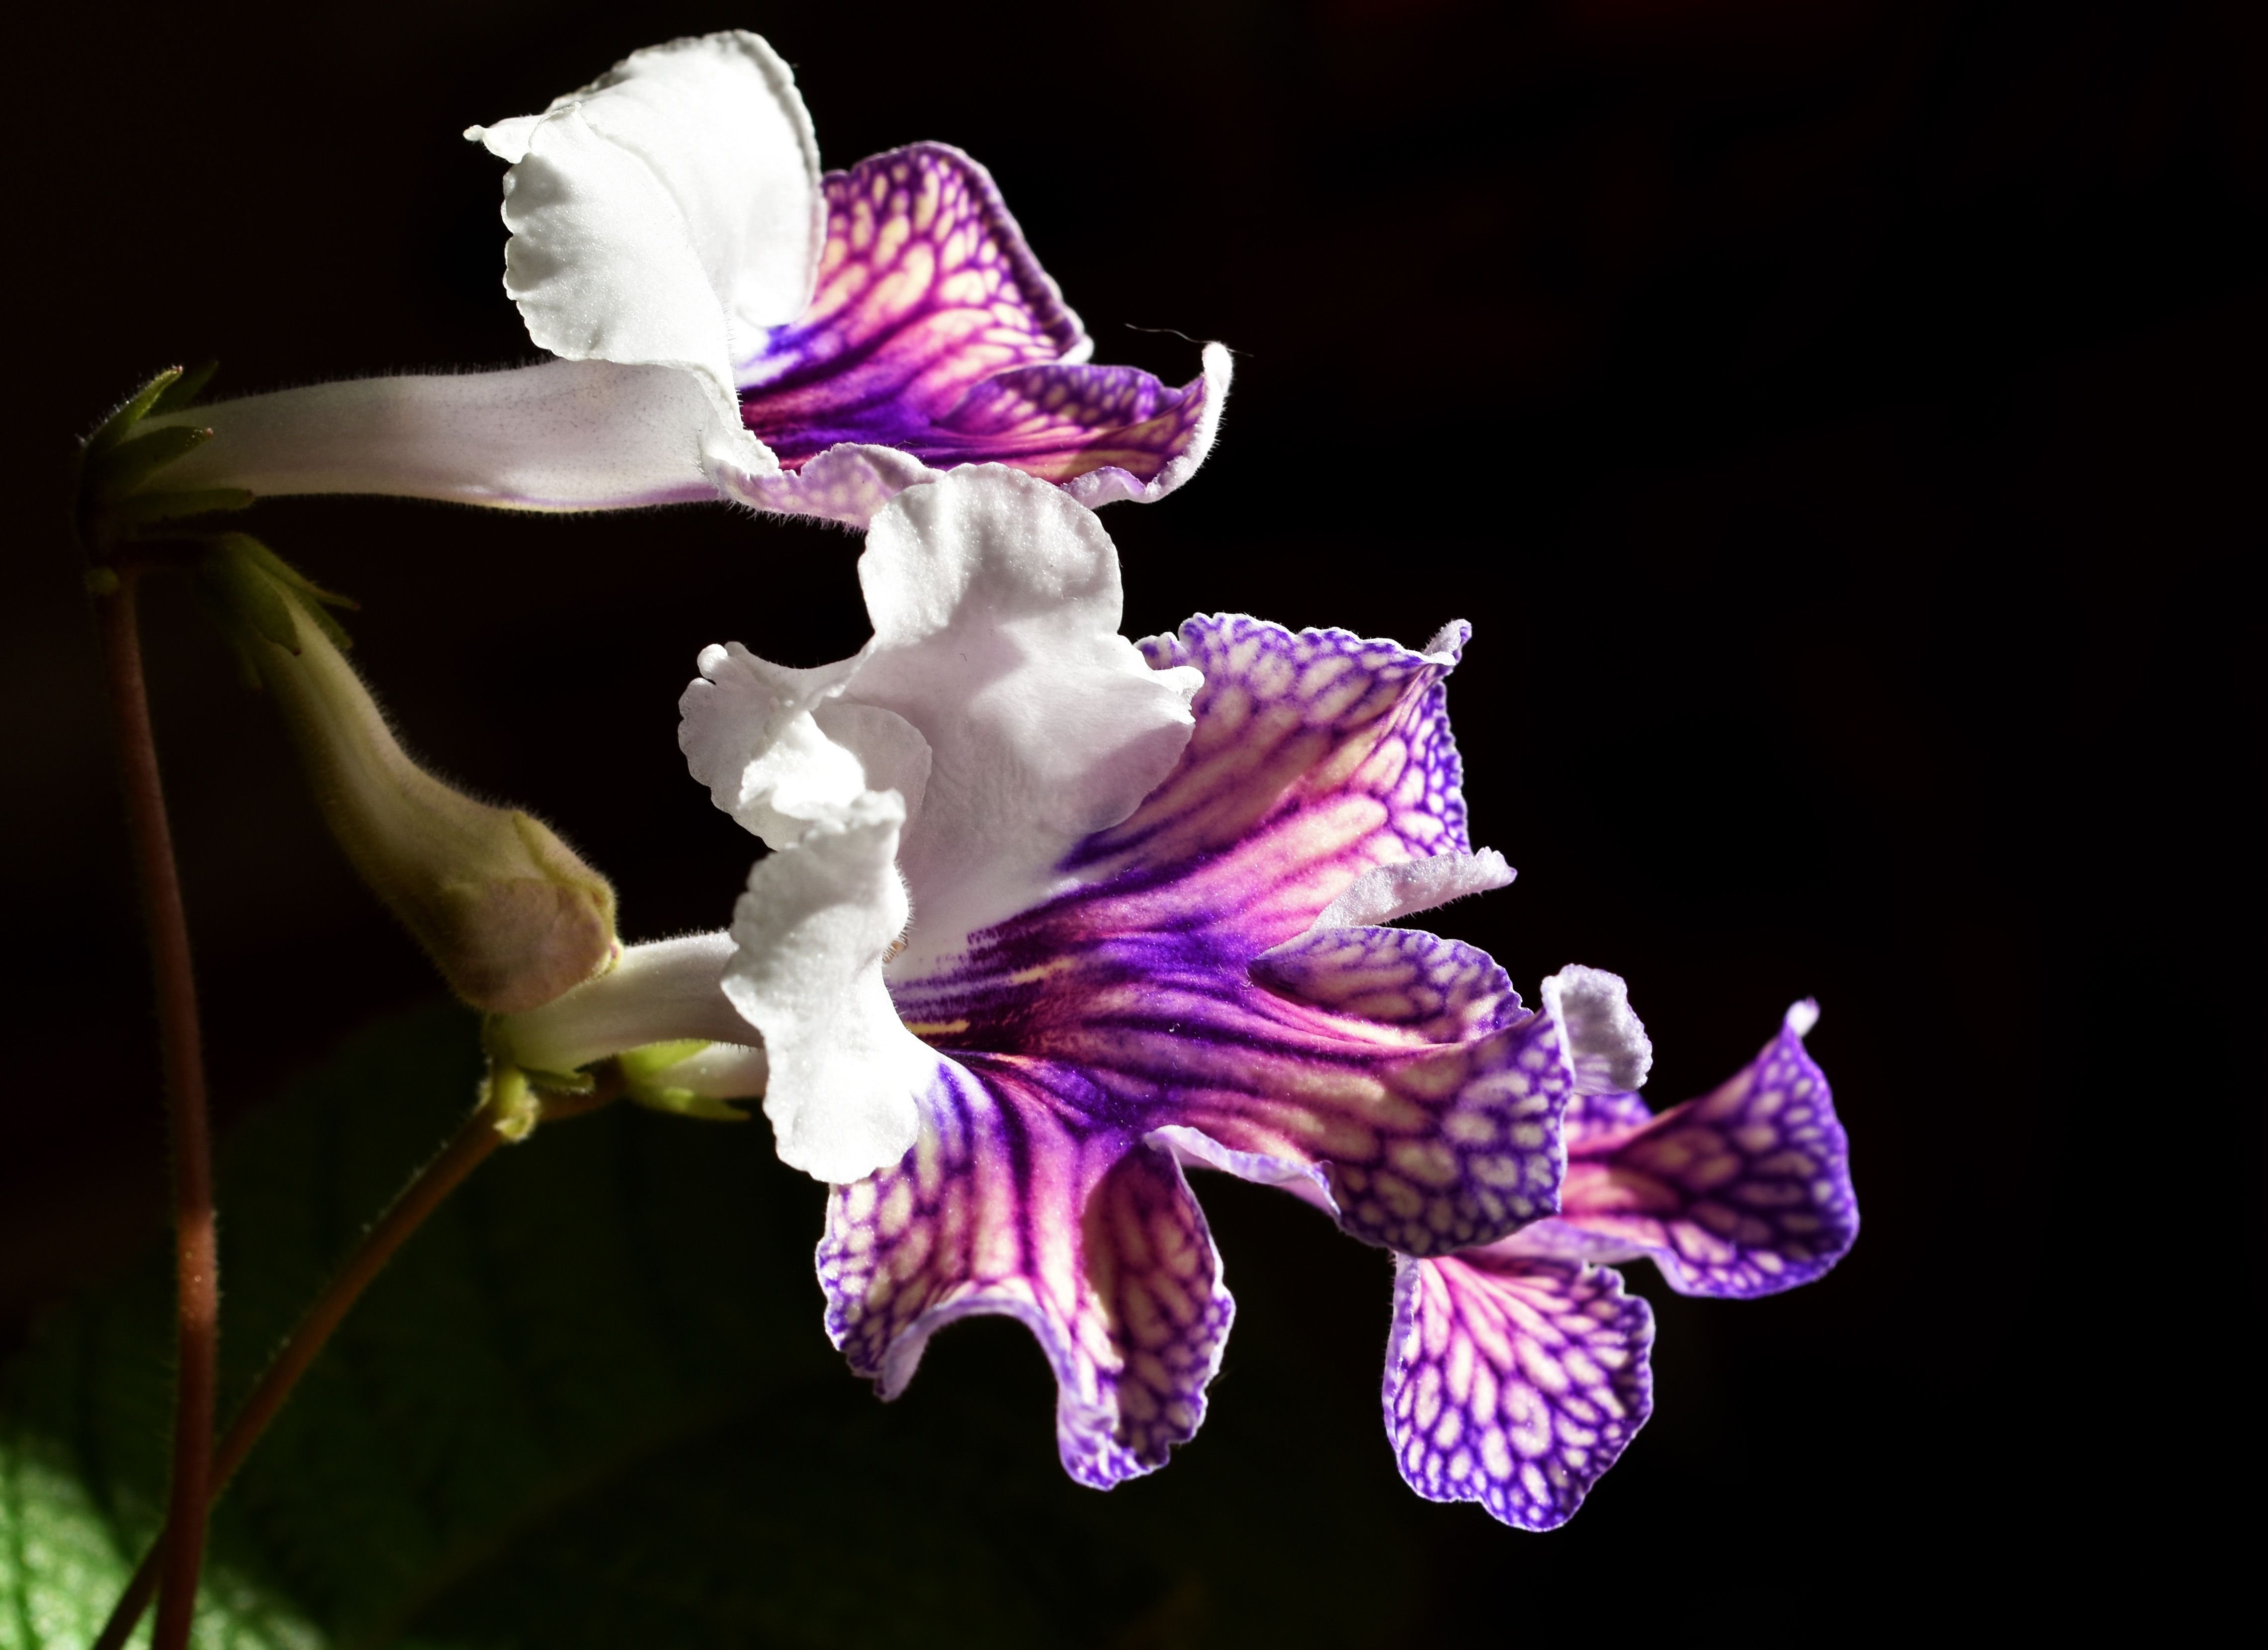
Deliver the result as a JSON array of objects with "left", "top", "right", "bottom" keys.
[
  {"left": 467, "top": 31, "right": 824, "bottom": 484},
  {"left": 722, "top": 791, "right": 933, "bottom": 1182},
  {"left": 680, "top": 643, "right": 931, "bottom": 850},
  {"left": 847, "top": 467, "right": 1202, "bottom": 970},
  {"left": 681, "top": 466, "right": 1200, "bottom": 1181},
  {"left": 1311, "top": 849, "right": 1516, "bottom": 930},
  {"left": 1540, "top": 965, "right": 1655, "bottom": 1095}
]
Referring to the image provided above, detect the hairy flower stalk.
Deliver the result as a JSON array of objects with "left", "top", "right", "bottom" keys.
[
  {"left": 91, "top": 1070, "right": 626, "bottom": 1650},
  {"left": 77, "top": 368, "right": 235, "bottom": 1650},
  {"left": 140, "top": 32, "right": 1231, "bottom": 529},
  {"left": 88, "top": 563, "right": 218, "bottom": 1650},
  {"left": 200, "top": 536, "right": 618, "bottom": 1014}
]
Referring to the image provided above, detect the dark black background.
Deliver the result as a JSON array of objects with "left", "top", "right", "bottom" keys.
[{"left": 5, "top": 0, "right": 2261, "bottom": 1636}]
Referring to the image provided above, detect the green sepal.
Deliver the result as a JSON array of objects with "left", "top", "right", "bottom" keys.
[
  {"left": 482, "top": 1062, "right": 543, "bottom": 1142},
  {"left": 148, "top": 359, "right": 218, "bottom": 417},
  {"left": 186, "top": 576, "right": 266, "bottom": 690},
  {"left": 83, "top": 365, "right": 182, "bottom": 456},
  {"left": 620, "top": 1040, "right": 750, "bottom": 1123},
  {"left": 632, "top": 1088, "right": 751, "bottom": 1124},
  {"left": 522, "top": 1066, "right": 598, "bottom": 1096},
  {"left": 224, "top": 532, "right": 356, "bottom": 609},
  {"left": 91, "top": 423, "right": 210, "bottom": 503},
  {"left": 198, "top": 537, "right": 301, "bottom": 653},
  {"left": 195, "top": 533, "right": 357, "bottom": 658},
  {"left": 224, "top": 532, "right": 357, "bottom": 649}
]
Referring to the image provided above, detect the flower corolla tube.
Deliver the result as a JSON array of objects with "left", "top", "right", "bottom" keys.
[{"left": 147, "top": 32, "right": 1230, "bottom": 528}]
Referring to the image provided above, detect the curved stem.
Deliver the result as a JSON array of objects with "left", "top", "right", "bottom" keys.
[
  {"left": 94, "top": 566, "right": 217, "bottom": 1650},
  {"left": 92, "top": 1078, "right": 619, "bottom": 1650}
]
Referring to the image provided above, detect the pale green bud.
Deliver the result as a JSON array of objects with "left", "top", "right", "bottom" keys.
[{"left": 201, "top": 536, "right": 618, "bottom": 1014}]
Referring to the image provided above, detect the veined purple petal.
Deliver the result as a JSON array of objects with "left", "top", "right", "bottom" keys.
[
  {"left": 1071, "top": 615, "right": 1474, "bottom": 951},
  {"left": 733, "top": 144, "right": 1223, "bottom": 506},
  {"left": 1251, "top": 924, "right": 1519, "bottom": 1043},
  {"left": 885, "top": 614, "right": 1564, "bottom": 1255},
  {"left": 818, "top": 1060, "right": 1234, "bottom": 1489},
  {"left": 819, "top": 608, "right": 1555, "bottom": 1479},
  {"left": 1507, "top": 1002, "right": 1857, "bottom": 1298},
  {"left": 1385, "top": 1252, "right": 1653, "bottom": 1531},
  {"left": 1563, "top": 1088, "right": 1656, "bottom": 1136},
  {"left": 892, "top": 925, "right": 1570, "bottom": 1256}
]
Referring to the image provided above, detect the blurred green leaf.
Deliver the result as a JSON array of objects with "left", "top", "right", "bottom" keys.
[{"left": 3, "top": 1008, "right": 1443, "bottom": 1649}]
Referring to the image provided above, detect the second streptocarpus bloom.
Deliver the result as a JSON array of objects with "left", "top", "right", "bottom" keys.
[{"left": 146, "top": 32, "right": 1230, "bottom": 527}]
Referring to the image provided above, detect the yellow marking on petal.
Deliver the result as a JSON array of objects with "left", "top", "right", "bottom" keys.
[
  {"left": 892, "top": 1221, "right": 933, "bottom": 1282},
  {"left": 1393, "top": 1049, "right": 1472, "bottom": 1100},
  {"left": 901, "top": 1019, "right": 971, "bottom": 1038},
  {"left": 1373, "top": 1172, "right": 1423, "bottom": 1218},
  {"left": 973, "top": 1207, "right": 1020, "bottom": 1277},
  {"left": 1390, "top": 1137, "right": 1462, "bottom": 1188},
  {"left": 1151, "top": 1210, "right": 1199, "bottom": 1277},
  {"left": 1444, "top": 1111, "right": 1499, "bottom": 1146},
  {"left": 1123, "top": 1279, "right": 1170, "bottom": 1348}
]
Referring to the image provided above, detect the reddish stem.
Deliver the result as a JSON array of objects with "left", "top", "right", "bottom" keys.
[
  {"left": 94, "top": 566, "right": 217, "bottom": 1650},
  {"left": 91, "top": 1079, "right": 615, "bottom": 1650}
]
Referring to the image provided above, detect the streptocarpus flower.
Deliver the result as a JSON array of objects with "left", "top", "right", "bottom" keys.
[
  {"left": 1384, "top": 995, "right": 1856, "bottom": 1528},
  {"left": 144, "top": 32, "right": 1230, "bottom": 528},
  {"left": 660, "top": 463, "right": 1612, "bottom": 1487}
]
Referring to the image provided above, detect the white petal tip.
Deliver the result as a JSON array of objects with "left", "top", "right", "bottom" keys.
[
  {"left": 1542, "top": 964, "right": 1655, "bottom": 1095},
  {"left": 466, "top": 115, "right": 539, "bottom": 162},
  {"left": 773, "top": 1092, "right": 922, "bottom": 1186},
  {"left": 1420, "top": 619, "right": 1472, "bottom": 662},
  {"left": 1785, "top": 999, "right": 1822, "bottom": 1038},
  {"left": 1312, "top": 848, "right": 1513, "bottom": 931}
]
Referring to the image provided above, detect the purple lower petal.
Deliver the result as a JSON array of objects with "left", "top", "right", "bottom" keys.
[
  {"left": 1385, "top": 1252, "right": 1653, "bottom": 1530},
  {"left": 884, "top": 614, "right": 1558, "bottom": 1259},
  {"left": 839, "top": 613, "right": 1548, "bottom": 1487},
  {"left": 937, "top": 356, "right": 1227, "bottom": 504},
  {"left": 1250, "top": 924, "right": 1520, "bottom": 1043},
  {"left": 1526, "top": 1003, "right": 1857, "bottom": 1298},
  {"left": 1565, "top": 1088, "right": 1656, "bottom": 1137},
  {"left": 895, "top": 935, "right": 1572, "bottom": 1257},
  {"left": 733, "top": 145, "right": 1222, "bottom": 504},
  {"left": 818, "top": 1059, "right": 1233, "bottom": 1489}
]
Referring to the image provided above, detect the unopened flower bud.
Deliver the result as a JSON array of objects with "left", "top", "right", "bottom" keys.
[{"left": 201, "top": 535, "right": 617, "bottom": 1013}]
